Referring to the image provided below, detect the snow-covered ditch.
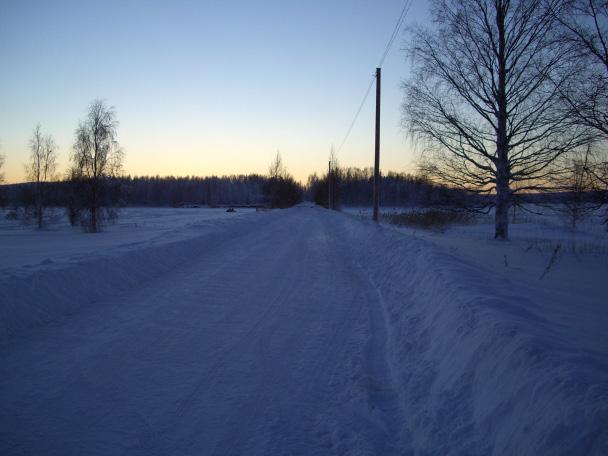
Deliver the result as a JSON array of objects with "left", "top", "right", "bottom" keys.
[{"left": 333, "top": 208, "right": 607, "bottom": 454}]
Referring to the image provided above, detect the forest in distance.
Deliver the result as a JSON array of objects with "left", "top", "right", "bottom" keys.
[
  {"left": 0, "top": 168, "right": 468, "bottom": 211},
  {"left": 2, "top": 165, "right": 605, "bottom": 232}
]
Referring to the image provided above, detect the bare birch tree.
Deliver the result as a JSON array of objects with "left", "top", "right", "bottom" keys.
[
  {"left": 551, "top": 0, "right": 608, "bottom": 221},
  {"left": 551, "top": 147, "right": 600, "bottom": 227},
  {"left": 0, "top": 152, "right": 4, "bottom": 208},
  {"left": 264, "top": 151, "right": 301, "bottom": 208},
  {"left": 328, "top": 146, "right": 341, "bottom": 210},
  {"left": 268, "top": 150, "right": 287, "bottom": 180},
  {"left": 586, "top": 150, "right": 608, "bottom": 224},
  {"left": 71, "top": 100, "right": 123, "bottom": 232},
  {"left": 266, "top": 151, "right": 285, "bottom": 207},
  {"left": 403, "top": 0, "right": 591, "bottom": 239},
  {"left": 0, "top": 140, "right": 5, "bottom": 208},
  {"left": 551, "top": 0, "right": 608, "bottom": 136},
  {"left": 26, "top": 124, "right": 58, "bottom": 228}
]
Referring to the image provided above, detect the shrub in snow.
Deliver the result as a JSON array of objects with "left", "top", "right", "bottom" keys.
[{"left": 386, "top": 209, "right": 475, "bottom": 231}]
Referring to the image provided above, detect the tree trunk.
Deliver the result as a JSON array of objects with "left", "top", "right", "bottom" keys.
[
  {"left": 36, "top": 180, "right": 43, "bottom": 230},
  {"left": 91, "top": 207, "right": 97, "bottom": 233},
  {"left": 495, "top": 168, "right": 510, "bottom": 239},
  {"left": 91, "top": 176, "right": 98, "bottom": 233},
  {"left": 36, "top": 201, "right": 43, "bottom": 230},
  {"left": 494, "top": 1, "right": 510, "bottom": 240}
]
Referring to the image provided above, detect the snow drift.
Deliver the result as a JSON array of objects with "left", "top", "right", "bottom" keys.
[
  {"left": 0, "top": 213, "right": 261, "bottom": 342},
  {"left": 331, "top": 210, "right": 608, "bottom": 455}
]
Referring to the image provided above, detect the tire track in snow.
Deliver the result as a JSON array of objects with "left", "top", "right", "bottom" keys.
[
  {"left": 134, "top": 214, "right": 311, "bottom": 454},
  {"left": 310, "top": 212, "right": 409, "bottom": 455},
  {"left": 246, "top": 221, "right": 370, "bottom": 455}
]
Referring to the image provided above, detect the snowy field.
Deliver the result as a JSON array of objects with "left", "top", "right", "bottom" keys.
[
  {"left": 0, "top": 207, "right": 257, "bottom": 276},
  {"left": 1, "top": 205, "right": 607, "bottom": 455},
  {"left": 345, "top": 206, "right": 608, "bottom": 352}
]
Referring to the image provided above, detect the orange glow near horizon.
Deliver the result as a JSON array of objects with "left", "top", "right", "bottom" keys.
[{"left": 2, "top": 128, "right": 415, "bottom": 185}]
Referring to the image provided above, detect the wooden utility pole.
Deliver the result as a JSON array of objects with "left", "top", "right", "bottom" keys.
[
  {"left": 373, "top": 67, "right": 381, "bottom": 222},
  {"left": 328, "top": 160, "right": 332, "bottom": 210}
]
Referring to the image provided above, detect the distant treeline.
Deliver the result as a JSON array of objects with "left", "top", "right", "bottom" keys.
[
  {"left": 123, "top": 175, "right": 268, "bottom": 206},
  {"left": 307, "top": 167, "right": 471, "bottom": 208},
  {"left": 1, "top": 170, "right": 601, "bottom": 216},
  {"left": 0, "top": 174, "right": 303, "bottom": 208},
  {"left": 1, "top": 169, "right": 471, "bottom": 209}
]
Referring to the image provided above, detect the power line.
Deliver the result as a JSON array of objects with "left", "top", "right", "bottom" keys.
[
  {"left": 336, "top": 74, "right": 375, "bottom": 154},
  {"left": 378, "top": 0, "right": 413, "bottom": 68},
  {"left": 336, "top": 0, "right": 413, "bottom": 155}
]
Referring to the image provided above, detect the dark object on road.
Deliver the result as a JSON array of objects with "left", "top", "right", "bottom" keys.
[{"left": 226, "top": 207, "right": 236, "bottom": 213}]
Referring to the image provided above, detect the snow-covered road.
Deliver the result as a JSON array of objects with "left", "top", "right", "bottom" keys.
[
  {"left": 1, "top": 206, "right": 606, "bottom": 455},
  {"left": 1, "top": 208, "right": 405, "bottom": 455}
]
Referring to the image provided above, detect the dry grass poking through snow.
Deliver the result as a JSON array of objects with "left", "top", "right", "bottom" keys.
[{"left": 385, "top": 209, "right": 475, "bottom": 231}]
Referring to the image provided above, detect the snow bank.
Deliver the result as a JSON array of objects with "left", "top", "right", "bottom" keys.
[
  {"left": 0, "top": 207, "right": 257, "bottom": 274},
  {"left": 0, "top": 211, "right": 263, "bottom": 342},
  {"left": 334, "top": 211, "right": 608, "bottom": 455}
]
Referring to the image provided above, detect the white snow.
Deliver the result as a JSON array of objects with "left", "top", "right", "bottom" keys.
[
  {"left": 1, "top": 206, "right": 606, "bottom": 455},
  {"left": 345, "top": 206, "right": 608, "bottom": 356},
  {"left": 0, "top": 207, "right": 257, "bottom": 275}
]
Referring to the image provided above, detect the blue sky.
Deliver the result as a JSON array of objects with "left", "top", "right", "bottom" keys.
[{"left": 0, "top": 0, "right": 428, "bottom": 183}]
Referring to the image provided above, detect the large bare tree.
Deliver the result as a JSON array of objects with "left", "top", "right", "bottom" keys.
[
  {"left": 551, "top": 147, "right": 601, "bottom": 227},
  {"left": 403, "top": 0, "right": 591, "bottom": 239},
  {"left": 71, "top": 100, "right": 123, "bottom": 232},
  {"left": 26, "top": 124, "right": 58, "bottom": 228},
  {"left": 552, "top": 0, "right": 608, "bottom": 220},
  {"left": 552, "top": 0, "right": 608, "bottom": 136}
]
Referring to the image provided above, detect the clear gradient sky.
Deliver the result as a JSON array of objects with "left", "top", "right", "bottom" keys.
[{"left": 0, "top": 0, "right": 428, "bottom": 184}]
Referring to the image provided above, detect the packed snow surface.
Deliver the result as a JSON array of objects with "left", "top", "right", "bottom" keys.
[{"left": 1, "top": 206, "right": 606, "bottom": 455}]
